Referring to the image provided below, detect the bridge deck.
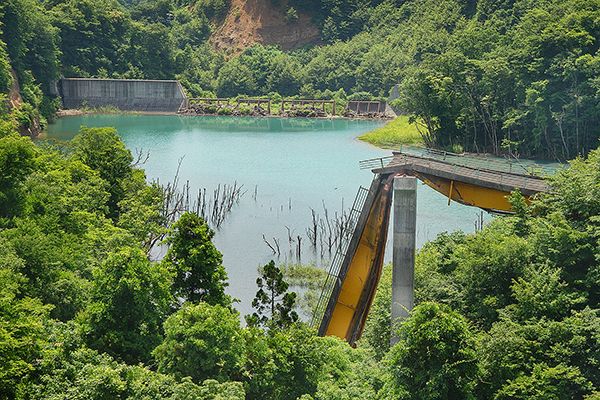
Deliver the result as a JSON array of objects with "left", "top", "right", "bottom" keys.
[{"left": 368, "top": 151, "right": 550, "bottom": 196}]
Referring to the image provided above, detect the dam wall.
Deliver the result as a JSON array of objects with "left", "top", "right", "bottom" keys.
[{"left": 59, "top": 78, "right": 186, "bottom": 112}]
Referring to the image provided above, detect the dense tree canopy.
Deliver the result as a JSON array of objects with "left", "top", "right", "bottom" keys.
[
  {"left": 0, "top": 134, "right": 36, "bottom": 218},
  {"left": 153, "top": 302, "right": 244, "bottom": 383},
  {"left": 71, "top": 127, "right": 134, "bottom": 218},
  {"left": 0, "top": 113, "right": 598, "bottom": 399},
  {"left": 0, "top": 0, "right": 599, "bottom": 397},
  {"left": 0, "top": 249, "right": 50, "bottom": 398},
  {"left": 79, "top": 246, "right": 173, "bottom": 364},
  {"left": 380, "top": 302, "right": 479, "bottom": 399}
]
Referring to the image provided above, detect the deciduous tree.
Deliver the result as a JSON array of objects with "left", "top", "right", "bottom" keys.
[
  {"left": 380, "top": 302, "right": 479, "bottom": 400},
  {"left": 153, "top": 302, "right": 244, "bottom": 383},
  {"left": 79, "top": 246, "right": 173, "bottom": 364}
]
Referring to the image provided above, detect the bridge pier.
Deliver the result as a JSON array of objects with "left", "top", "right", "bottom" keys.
[{"left": 391, "top": 175, "right": 417, "bottom": 345}]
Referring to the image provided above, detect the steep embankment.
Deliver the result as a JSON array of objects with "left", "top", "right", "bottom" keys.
[
  {"left": 211, "top": 0, "right": 321, "bottom": 53},
  {"left": 9, "top": 68, "right": 43, "bottom": 137},
  {"left": 8, "top": 69, "right": 21, "bottom": 109}
]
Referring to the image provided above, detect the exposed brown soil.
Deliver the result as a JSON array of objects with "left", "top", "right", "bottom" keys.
[
  {"left": 8, "top": 69, "right": 22, "bottom": 109},
  {"left": 211, "top": 0, "right": 321, "bottom": 54},
  {"left": 7, "top": 69, "right": 42, "bottom": 138}
]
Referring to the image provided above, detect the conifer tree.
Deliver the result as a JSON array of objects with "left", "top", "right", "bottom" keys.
[
  {"left": 164, "top": 212, "right": 229, "bottom": 306},
  {"left": 247, "top": 260, "right": 298, "bottom": 329}
]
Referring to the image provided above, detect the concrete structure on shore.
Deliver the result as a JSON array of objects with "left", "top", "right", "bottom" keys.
[{"left": 59, "top": 78, "right": 186, "bottom": 112}]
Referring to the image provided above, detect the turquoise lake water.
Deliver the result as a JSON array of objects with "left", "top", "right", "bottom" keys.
[{"left": 47, "top": 114, "right": 488, "bottom": 316}]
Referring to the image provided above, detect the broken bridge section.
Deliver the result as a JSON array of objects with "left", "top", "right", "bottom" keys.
[{"left": 314, "top": 150, "right": 553, "bottom": 345}]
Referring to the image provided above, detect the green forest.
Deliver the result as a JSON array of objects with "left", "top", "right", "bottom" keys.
[
  {"left": 1, "top": 0, "right": 600, "bottom": 158},
  {"left": 1, "top": 0, "right": 600, "bottom": 398},
  {"left": 0, "top": 115, "right": 599, "bottom": 399}
]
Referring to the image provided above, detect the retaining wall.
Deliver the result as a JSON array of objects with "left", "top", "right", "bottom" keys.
[
  {"left": 347, "top": 100, "right": 395, "bottom": 117},
  {"left": 59, "top": 78, "right": 186, "bottom": 112}
]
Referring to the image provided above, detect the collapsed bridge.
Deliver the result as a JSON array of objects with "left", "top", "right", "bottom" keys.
[{"left": 313, "top": 150, "right": 552, "bottom": 344}]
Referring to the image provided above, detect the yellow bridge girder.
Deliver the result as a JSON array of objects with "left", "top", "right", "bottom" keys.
[
  {"left": 323, "top": 176, "right": 393, "bottom": 341},
  {"left": 417, "top": 173, "right": 520, "bottom": 212}
]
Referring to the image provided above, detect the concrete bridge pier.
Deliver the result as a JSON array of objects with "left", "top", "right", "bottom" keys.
[{"left": 391, "top": 175, "right": 417, "bottom": 345}]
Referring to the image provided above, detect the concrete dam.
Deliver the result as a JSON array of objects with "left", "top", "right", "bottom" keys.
[{"left": 59, "top": 78, "right": 186, "bottom": 112}]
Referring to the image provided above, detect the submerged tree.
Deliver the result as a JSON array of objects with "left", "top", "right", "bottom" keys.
[{"left": 247, "top": 260, "right": 298, "bottom": 329}]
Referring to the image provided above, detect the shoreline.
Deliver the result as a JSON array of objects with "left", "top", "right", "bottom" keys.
[
  {"left": 52, "top": 110, "right": 399, "bottom": 151},
  {"left": 55, "top": 109, "right": 179, "bottom": 117},
  {"left": 55, "top": 109, "right": 392, "bottom": 121},
  {"left": 48, "top": 111, "right": 560, "bottom": 167}
]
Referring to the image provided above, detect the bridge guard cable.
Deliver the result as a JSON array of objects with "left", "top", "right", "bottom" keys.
[{"left": 318, "top": 173, "right": 395, "bottom": 345}]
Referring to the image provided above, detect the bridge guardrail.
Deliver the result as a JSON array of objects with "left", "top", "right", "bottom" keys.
[
  {"left": 360, "top": 151, "right": 556, "bottom": 178},
  {"left": 359, "top": 156, "right": 394, "bottom": 170}
]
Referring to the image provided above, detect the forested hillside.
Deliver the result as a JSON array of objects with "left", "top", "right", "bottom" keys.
[
  {"left": 1, "top": 0, "right": 599, "bottom": 158},
  {"left": 0, "top": 115, "right": 598, "bottom": 399}
]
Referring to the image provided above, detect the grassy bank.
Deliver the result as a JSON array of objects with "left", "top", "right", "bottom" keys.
[{"left": 359, "top": 116, "right": 423, "bottom": 148}]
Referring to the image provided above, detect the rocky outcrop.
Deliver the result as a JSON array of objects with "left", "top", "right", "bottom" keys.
[{"left": 18, "top": 114, "right": 43, "bottom": 138}]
